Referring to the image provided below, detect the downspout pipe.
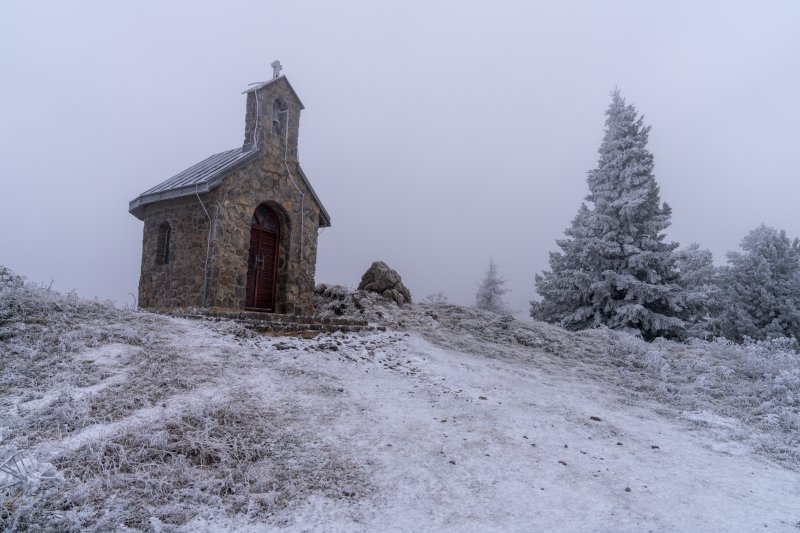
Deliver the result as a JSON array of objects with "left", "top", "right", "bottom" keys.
[
  {"left": 197, "top": 87, "right": 261, "bottom": 308},
  {"left": 196, "top": 184, "right": 213, "bottom": 308},
  {"left": 279, "top": 108, "right": 305, "bottom": 264}
]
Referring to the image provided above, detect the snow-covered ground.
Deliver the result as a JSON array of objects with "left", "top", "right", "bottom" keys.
[{"left": 2, "top": 270, "right": 799, "bottom": 531}]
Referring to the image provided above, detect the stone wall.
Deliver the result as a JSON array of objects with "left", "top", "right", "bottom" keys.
[
  {"left": 207, "top": 159, "right": 320, "bottom": 315},
  {"left": 243, "top": 77, "right": 301, "bottom": 161},
  {"left": 137, "top": 195, "right": 211, "bottom": 309}
]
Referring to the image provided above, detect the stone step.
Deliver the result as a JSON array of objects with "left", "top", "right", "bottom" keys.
[
  {"left": 201, "top": 309, "right": 369, "bottom": 327},
  {"left": 171, "top": 309, "right": 382, "bottom": 337}
]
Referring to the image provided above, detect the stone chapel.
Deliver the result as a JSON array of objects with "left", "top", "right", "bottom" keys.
[{"left": 129, "top": 62, "right": 330, "bottom": 315}]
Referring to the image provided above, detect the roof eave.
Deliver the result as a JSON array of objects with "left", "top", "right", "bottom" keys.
[
  {"left": 296, "top": 164, "right": 331, "bottom": 228},
  {"left": 128, "top": 181, "right": 214, "bottom": 220},
  {"left": 128, "top": 148, "right": 259, "bottom": 220}
]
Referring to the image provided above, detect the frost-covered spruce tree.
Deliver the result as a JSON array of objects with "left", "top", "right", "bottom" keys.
[
  {"left": 531, "top": 90, "right": 684, "bottom": 340},
  {"left": 674, "top": 243, "right": 722, "bottom": 338},
  {"left": 718, "top": 225, "right": 800, "bottom": 342},
  {"left": 475, "top": 258, "right": 510, "bottom": 314}
]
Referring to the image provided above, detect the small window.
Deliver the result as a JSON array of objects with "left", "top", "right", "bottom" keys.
[
  {"left": 156, "top": 222, "right": 171, "bottom": 265},
  {"left": 272, "top": 99, "right": 287, "bottom": 136}
]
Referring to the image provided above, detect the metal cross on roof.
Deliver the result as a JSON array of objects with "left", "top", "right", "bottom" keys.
[{"left": 271, "top": 60, "right": 282, "bottom": 80}]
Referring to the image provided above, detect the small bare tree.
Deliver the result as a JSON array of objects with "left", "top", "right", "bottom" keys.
[{"left": 475, "top": 258, "right": 510, "bottom": 313}]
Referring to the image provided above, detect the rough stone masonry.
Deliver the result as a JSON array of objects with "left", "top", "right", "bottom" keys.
[{"left": 129, "top": 65, "right": 330, "bottom": 315}]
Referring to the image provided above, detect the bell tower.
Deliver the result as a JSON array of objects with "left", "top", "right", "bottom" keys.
[{"left": 241, "top": 60, "right": 304, "bottom": 163}]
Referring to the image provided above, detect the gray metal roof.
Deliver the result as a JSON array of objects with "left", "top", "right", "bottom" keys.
[
  {"left": 128, "top": 147, "right": 331, "bottom": 228},
  {"left": 129, "top": 146, "right": 259, "bottom": 219}
]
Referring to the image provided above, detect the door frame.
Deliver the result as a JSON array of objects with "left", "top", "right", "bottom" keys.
[{"left": 245, "top": 205, "right": 281, "bottom": 312}]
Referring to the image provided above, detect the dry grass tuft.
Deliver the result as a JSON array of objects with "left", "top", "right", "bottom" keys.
[{"left": 3, "top": 390, "right": 371, "bottom": 531}]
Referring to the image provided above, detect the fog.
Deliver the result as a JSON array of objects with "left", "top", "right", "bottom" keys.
[{"left": 1, "top": 1, "right": 799, "bottom": 315}]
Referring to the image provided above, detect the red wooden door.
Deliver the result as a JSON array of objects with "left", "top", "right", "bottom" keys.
[{"left": 245, "top": 227, "right": 279, "bottom": 311}]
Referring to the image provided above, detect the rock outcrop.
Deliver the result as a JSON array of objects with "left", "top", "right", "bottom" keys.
[{"left": 357, "top": 261, "right": 412, "bottom": 306}]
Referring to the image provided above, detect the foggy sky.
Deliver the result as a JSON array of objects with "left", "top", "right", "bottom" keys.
[{"left": 1, "top": 1, "right": 799, "bottom": 315}]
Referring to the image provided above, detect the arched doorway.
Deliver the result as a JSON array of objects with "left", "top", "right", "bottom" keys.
[{"left": 245, "top": 204, "right": 280, "bottom": 311}]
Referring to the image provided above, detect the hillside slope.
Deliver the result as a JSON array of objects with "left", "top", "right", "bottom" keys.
[{"left": 1, "top": 270, "right": 799, "bottom": 531}]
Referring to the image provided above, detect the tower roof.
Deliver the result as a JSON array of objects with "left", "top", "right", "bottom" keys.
[{"left": 242, "top": 75, "right": 305, "bottom": 109}]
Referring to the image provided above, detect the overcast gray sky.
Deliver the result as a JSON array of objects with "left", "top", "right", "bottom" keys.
[{"left": 1, "top": 1, "right": 799, "bottom": 314}]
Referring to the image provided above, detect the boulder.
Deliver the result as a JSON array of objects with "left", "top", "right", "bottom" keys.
[{"left": 358, "top": 261, "right": 412, "bottom": 306}]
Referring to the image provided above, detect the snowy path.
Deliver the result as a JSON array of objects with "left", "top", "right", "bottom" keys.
[
  {"left": 259, "top": 333, "right": 799, "bottom": 532},
  {"left": 7, "top": 308, "right": 798, "bottom": 531}
]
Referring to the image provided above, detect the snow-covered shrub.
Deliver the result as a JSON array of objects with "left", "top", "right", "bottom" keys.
[
  {"left": 731, "top": 337, "right": 800, "bottom": 378},
  {"left": 422, "top": 291, "right": 449, "bottom": 305},
  {"left": 0, "top": 275, "right": 121, "bottom": 419},
  {"left": 315, "top": 283, "right": 350, "bottom": 301},
  {"left": 314, "top": 283, "right": 361, "bottom": 317},
  {"left": 717, "top": 225, "right": 800, "bottom": 343},
  {"left": 0, "top": 266, "right": 24, "bottom": 289},
  {"left": 587, "top": 331, "right": 800, "bottom": 464}
]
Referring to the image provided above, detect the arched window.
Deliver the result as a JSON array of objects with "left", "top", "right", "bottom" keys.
[
  {"left": 272, "top": 98, "right": 287, "bottom": 137},
  {"left": 156, "top": 222, "right": 171, "bottom": 265},
  {"left": 252, "top": 204, "right": 280, "bottom": 232}
]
